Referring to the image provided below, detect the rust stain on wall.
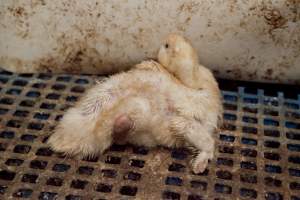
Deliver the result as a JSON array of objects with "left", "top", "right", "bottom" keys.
[{"left": 0, "top": 0, "right": 299, "bottom": 84}]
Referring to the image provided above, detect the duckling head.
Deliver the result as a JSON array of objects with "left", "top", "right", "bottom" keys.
[{"left": 158, "top": 34, "right": 199, "bottom": 81}]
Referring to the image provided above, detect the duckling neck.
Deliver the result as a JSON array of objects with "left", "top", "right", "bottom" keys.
[{"left": 176, "top": 63, "right": 218, "bottom": 91}]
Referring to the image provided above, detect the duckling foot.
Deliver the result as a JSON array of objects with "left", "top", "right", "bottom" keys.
[{"left": 191, "top": 151, "right": 209, "bottom": 174}]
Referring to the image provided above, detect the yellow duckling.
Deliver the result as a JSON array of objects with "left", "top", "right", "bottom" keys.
[{"left": 48, "top": 34, "right": 223, "bottom": 173}]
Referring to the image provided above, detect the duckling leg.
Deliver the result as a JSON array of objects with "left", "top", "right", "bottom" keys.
[
  {"left": 92, "top": 96, "right": 152, "bottom": 151},
  {"left": 170, "top": 117, "right": 215, "bottom": 174},
  {"left": 48, "top": 96, "right": 150, "bottom": 159}
]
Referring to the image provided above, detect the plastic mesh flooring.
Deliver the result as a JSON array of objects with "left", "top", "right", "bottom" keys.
[{"left": 0, "top": 71, "right": 299, "bottom": 200}]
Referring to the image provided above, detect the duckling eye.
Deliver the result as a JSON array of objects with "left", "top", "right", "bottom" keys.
[{"left": 165, "top": 43, "right": 169, "bottom": 49}]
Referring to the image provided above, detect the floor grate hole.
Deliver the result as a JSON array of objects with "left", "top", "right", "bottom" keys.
[
  {"left": 32, "top": 82, "right": 46, "bottom": 89},
  {"left": 13, "top": 79, "right": 28, "bottom": 86},
  {"left": 20, "top": 100, "right": 35, "bottom": 107},
  {"left": 284, "top": 102, "right": 299, "bottom": 110},
  {"left": 27, "top": 122, "right": 44, "bottom": 130},
  {"left": 7, "top": 119, "right": 22, "bottom": 128},
  {"left": 47, "top": 177, "right": 63, "bottom": 186},
  {"left": 242, "top": 116, "right": 258, "bottom": 124},
  {"left": 165, "top": 176, "right": 183, "bottom": 186},
  {"left": 66, "top": 96, "right": 78, "bottom": 102},
  {"left": 26, "top": 91, "right": 41, "bottom": 98},
  {"left": 0, "top": 130, "right": 15, "bottom": 139},
  {"left": 75, "top": 79, "right": 89, "bottom": 84},
  {"left": 0, "top": 185, "right": 8, "bottom": 194},
  {"left": 243, "top": 126, "right": 258, "bottom": 134},
  {"left": 0, "top": 77, "right": 8, "bottom": 83},
  {"left": 291, "top": 196, "right": 300, "bottom": 200},
  {"left": 34, "top": 112, "right": 50, "bottom": 120},
  {"left": 66, "top": 195, "right": 83, "bottom": 200},
  {"left": 46, "top": 93, "right": 60, "bottom": 100},
  {"left": 96, "top": 183, "right": 112, "bottom": 193},
  {"left": 241, "top": 137, "right": 257, "bottom": 145},
  {"left": 241, "top": 148, "right": 257, "bottom": 157},
  {"left": 224, "top": 94, "right": 237, "bottom": 102},
  {"left": 22, "top": 174, "right": 38, "bottom": 183},
  {"left": 19, "top": 73, "right": 33, "bottom": 78},
  {"left": 216, "top": 170, "right": 232, "bottom": 180},
  {"left": 30, "top": 160, "right": 47, "bottom": 169},
  {"left": 70, "top": 179, "right": 88, "bottom": 190},
  {"left": 240, "top": 188, "right": 257, "bottom": 198},
  {"left": 288, "top": 156, "right": 300, "bottom": 164},
  {"left": 287, "top": 143, "right": 300, "bottom": 152},
  {"left": 171, "top": 148, "right": 188, "bottom": 160},
  {"left": 0, "top": 170, "right": 15, "bottom": 181},
  {"left": 219, "top": 134, "right": 235, "bottom": 142},
  {"left": 214, "top": 183, "right": 232, "bottom": 194},
  {"left": 187, "top": 194, "right": 203, "bottom": 200},
  {"left": 168, "top": 163, "right": 185, "bottom": 172},
  {"left": 5, "top": 158, "right": 24, "bottom": 166},
  {"left": 71, "top": 86, "right": 85, "bottom": 93},
  {"left": 265, "top": 192, "right": 283, "bottom": 200},
  {"left": 244, "top": 97, "right": 258, "bottom": 104},
  {"left": 240, "top": 174, "right": 257, "bottom": 184},
  {"left": 13, "top": 188, "right": 33, "bottom": 198},
  {"left": 218, "top": 145, "right": 234, "bottom": 154},
  {"left": 243, "top": 106, "right": 258, "bottom": 113},
  {"left": 77, "top": 166, "right": 94, "bottom": 175},
  {"left": 162, "top": 190, "right": 180, "bottom": 200},
  {"left": 286, "top": 121, "right": 300, "bottom": 129},
  {"left": 0, "top": 97, "right": 14, "bottom": 105},
  {"left": 264, "top": 109, "right": 279, "bottom": 116},
  {"left": 223, "top": 113, "right": 237, "bottom": 121},
  {"left": 0, "top": 108, "right": 8, "bottom": 115},
  {"left": 285, "top": 111, "right": 300, "bottom": 119},
  {"left": 14, "top": 144, "right": 31, "bottom": 154},
  {"left": 265, "top": 129, "right": 280, "bottom": 138},
  {"left": 39, "top": 192, "right": 58, "bottom": 200},
  {"left": 290, "top": 182, "right": 300, "bottom": 190},
  {"left": 264, "top": 177, "right": 282, "bottom": 187},
  {"left": 190, "top": 180, "right": 207, "bottom": 190},
  {"left": 124, "top": 171, "right": 141, "bottom": 181},
  {"left": 223, "top": 103, "right": 237, "bottom": 111},
  {"left": 14, "top": 110, "right": 29, "bottom": 117},
  {"left": 6, "top": 88, "right": 22, "bottom": 95},
  {"left": 21, "top": 134, "right": 37, "bottom": 142},
  {"left": 289, "top": 168, "right": 300, "bottom": 177},
  {"left": 217, "top": 157, "right": 233, "bottom": 166},
  {"left": 52, "top": 163, "right": 70, "bottom": 172},
  {"left": 264, "top": 152, "right": 280, "bottom": 160},
  {"left": 264, "top": 140, "right": 280, "bottom": 148},
  {"left": 101, "top": 169, "right": 117, "bottom": 178},
  {"left": 57, "top": 76, "right": 71, "bottom": 82},
  {"left": 265, "top": 164, "right": 282, "bottom": 174},
  {"left": 36, "top": 147, "right": 53, "bottom": 156},
  {"left": 105, "top": 156, "right": 121, "bottom": 165},
  {"left": 129, "top": 159, "right": 145, "bottom": 168},
  {"left": 286, "top": 131, "right": 300, "bottom": 140},
  {"left": 241, "top": 161, "right": 257, "bottom": 170},
  {"left": 132, "top": 146, "right": 149, "bottom": 155},
  {"left": 52, "top": 84, "right": 66, "bottom": 91},
  {"left": 38, "top": 73, "right": 52, "bottom": 80},
  {"left": 120, "top": 185, "right": 137, "bottom": 196},
  {"left": 0, "top": 143, "right": 8, "bottom": 151},
  {"left": 40, "top": 103, "right": 56, "bottom": 110}
]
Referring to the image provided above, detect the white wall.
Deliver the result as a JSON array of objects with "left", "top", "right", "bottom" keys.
[{"left": 0, "top": 0, "right": 299, "bottom": 84}]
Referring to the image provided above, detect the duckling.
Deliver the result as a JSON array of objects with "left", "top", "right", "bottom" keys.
[{"left": 47, "top": 34, "right": 222, "bottom": 173}]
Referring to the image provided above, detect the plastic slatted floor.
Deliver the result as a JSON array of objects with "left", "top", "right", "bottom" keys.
[{"left": 0, "top": 71, "right": 299, "bottom": 200}]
